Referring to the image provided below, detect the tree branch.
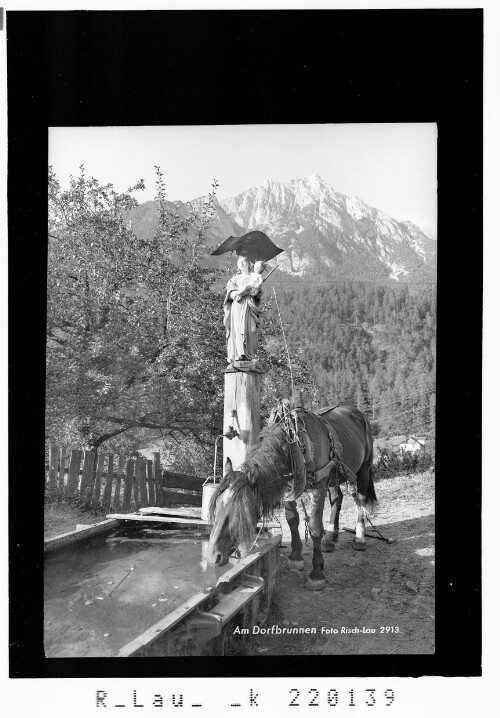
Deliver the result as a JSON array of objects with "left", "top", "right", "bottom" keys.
[{"left": 102, "top": 415, "right": 199, "bottom": 432}]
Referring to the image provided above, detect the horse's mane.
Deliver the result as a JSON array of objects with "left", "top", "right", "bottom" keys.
[{"left": 208, "top": 423, "right": 291, "bottom": 543}]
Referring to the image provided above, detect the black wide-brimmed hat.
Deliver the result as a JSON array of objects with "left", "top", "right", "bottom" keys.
[{"left": 211, "top": 230, "right": 284, "bottom": 263}]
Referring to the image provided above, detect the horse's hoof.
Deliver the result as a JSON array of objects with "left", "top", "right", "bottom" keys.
[
  {"left": 321, "top": 542, "right": 335, "bottom": 553},
  {"left": 306, "top": 578, "right": 326, "bottom": 591},
  {"left": 352, "top": 539, "right": 367, "bottom": 551},
  {"left": 288, "top": 559, "right": 304, "bottom": 570}
]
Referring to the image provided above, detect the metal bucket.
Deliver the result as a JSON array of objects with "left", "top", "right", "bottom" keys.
[{"left": 201, "top": 482, "right": 219, "bottom": 522}]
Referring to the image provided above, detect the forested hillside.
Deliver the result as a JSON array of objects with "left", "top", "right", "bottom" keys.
[{"left": 265, "top": 280, "right": 436, "bottom": 437}]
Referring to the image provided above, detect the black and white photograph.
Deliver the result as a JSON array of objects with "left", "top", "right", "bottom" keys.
[
  {"left": 44, "top": 123, "right": 437, "bottom": 659},
  {"left": 5, "top": 4, "right": 492, "bottom": 715}
]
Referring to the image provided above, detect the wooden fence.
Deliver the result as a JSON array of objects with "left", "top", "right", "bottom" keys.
[{"left": 44, "top": 445, "right": 205, "bottom": 511}]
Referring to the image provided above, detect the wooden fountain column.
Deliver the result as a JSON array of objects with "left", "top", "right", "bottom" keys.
[{"left": 223, "top": 360, "right": 263, "bottom": 470}]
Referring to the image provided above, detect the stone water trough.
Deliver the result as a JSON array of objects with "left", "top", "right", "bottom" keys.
[{"left": 44, "top": 508, "right": 280, "bottom": 657}]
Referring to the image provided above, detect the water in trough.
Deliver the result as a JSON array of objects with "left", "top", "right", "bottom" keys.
[{"left": 44, "top": 525, "right": 233, "bottom": 657}]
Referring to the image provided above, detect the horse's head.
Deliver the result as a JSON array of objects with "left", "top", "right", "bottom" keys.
[
  {"left": 205, "top": 427, "right": 291, "bottom": 566},
  {"left": 204, "top": 457, "right": 261, "bottom": 566}
]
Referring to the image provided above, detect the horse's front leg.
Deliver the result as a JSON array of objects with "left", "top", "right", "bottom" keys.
[
  {"left": 321, "top": 478, "right": 343, "bottom": 552},
  {"left": 284, "top": 500, "right": 304, "bottom": 569},
  {"left": 306, "top": 480, "right": 328, "bottom": 591}
]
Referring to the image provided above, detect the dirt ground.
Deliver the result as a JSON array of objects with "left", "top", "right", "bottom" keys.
[{"left": 243, "top": 470, "right": 435, "bottom": 656}]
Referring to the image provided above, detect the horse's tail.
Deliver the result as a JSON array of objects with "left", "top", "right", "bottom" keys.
[{"left": 355, "top": 407, "right": 377, "bottom": 514}]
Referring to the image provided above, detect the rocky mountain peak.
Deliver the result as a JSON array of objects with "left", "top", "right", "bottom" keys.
[
  {"left": 218, "top": 175, "right": 436, "bottom": 281},
  {"left": 129, "top": 174, "right": 436, "bottom": 283}
]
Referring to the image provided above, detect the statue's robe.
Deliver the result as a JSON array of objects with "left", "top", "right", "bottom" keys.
[{"left": 223, "top": 272, "right": 263, "bottom": 362}]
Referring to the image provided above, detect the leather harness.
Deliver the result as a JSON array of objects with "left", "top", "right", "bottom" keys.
[
  {"left": 308, "top": 411, "right": 358, "bottom": 490},
  {"left": 271, "top": 402, "right": 358, "bottom": 501}
]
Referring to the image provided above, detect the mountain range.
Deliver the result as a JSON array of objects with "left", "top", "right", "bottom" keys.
[{"left": 130, "top": 174, "right": 437, "bottom": 282}]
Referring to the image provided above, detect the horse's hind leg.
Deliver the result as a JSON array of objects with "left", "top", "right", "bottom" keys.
[
  {"left": 352, "top": 500, "right": 367, "bottom": 551},
  {"left": 284, "top": 500, "right": 304, "bottom": 570},
  {"left": 321, "top": 479, "right": 343, "bottom": 552},
  {"left": 352, "top": 461, "right": 376, "bottom": 552},
  {"left": 306, "top": 480, "right": 328, "bottom": 591}
]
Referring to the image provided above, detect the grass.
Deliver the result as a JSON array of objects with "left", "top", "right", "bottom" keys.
[{"left": 44, "top": 494, "right": 109, "bottom": 539}]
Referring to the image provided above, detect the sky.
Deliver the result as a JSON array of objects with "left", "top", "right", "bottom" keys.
[{"left": 49, "top": 123, "right": 437, "bottom": 237}]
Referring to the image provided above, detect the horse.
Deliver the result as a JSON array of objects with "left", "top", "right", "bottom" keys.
[{"left": 205, "top": 404, "right": 377, "bottom": 591}]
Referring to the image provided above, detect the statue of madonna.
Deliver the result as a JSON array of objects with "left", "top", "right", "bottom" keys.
[{"left": 223, "top": 257, "right": 267, "bottom": 363}]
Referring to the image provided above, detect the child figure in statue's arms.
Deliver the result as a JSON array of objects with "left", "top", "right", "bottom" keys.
[{"left": 233, "top": 260, "right": 267, "bottom": 301}]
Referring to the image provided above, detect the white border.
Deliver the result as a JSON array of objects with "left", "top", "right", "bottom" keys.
[{"left": 2, "top": 2, "right": 499, "bottom": 716}]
